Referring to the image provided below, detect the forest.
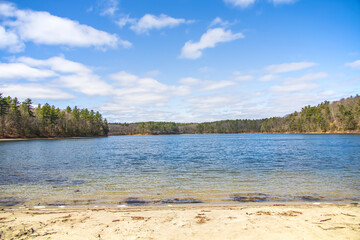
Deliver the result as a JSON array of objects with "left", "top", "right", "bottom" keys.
[
  {"left": 1, "top": 94, "right": 359, "bottom": 138},
  {"left": 109, "top": 95, "right": 360, "bottom": 135},
  {"left": 109, "top": 119, "right": 264, "bottom": 135},
  {"left": 0, "top": 94, "right": 109, "bottom": 138},
  {"left": 261, "top": 95, "right": 360, "bottom": 133}
]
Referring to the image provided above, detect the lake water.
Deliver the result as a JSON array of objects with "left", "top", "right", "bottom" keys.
[{"left": 0, "top": 134, "right": 359, "bottom": 206}]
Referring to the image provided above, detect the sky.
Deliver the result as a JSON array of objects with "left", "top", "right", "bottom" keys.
[{"left": 0, "top": 0, "right": 359, "bottom": 123}]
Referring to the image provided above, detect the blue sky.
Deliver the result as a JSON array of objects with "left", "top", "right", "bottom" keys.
[{"left": 0, "top": 0, "right": 359, "bottom": 122}]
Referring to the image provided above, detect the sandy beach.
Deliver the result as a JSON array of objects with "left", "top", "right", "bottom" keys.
[{"left": 1, "top": 203, "right": 359, "bottom": 240}]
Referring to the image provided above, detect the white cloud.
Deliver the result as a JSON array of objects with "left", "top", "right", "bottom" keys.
[
  {"left": 145, "top": 70, "right": 161, "bottom": 77},
  {"left": 201, "top": 81, "right": 235, "bottom": 91},
  {"left": 1, "top": 84, "right": 74, "bottom": 100},
  {"left": 224, "top": 0, "right": 255, "bottom": 8},
  {"left": 116, "top": 15, "right": 137, "bottom": 28},
  {"left": 178, "top": 77, "right": 202, "bottom": 85},
  {"left": 110, "top": 71, "right": 139, "bottom": 86},
  {"left": 209, "top": 17, "right": 230, "bottom": 28},
  {"left": 0, "top": 62, "right": 56, "bottom": 80},
  {"left": 270, "top": 72, "right": 327, "bottom": 92},
  {"left": 57, "top": 74, "right": 113, "bottom": 96},
  {"left": 109, "top": 71, "right": 191, "bottom": 106},
  {"left": 0, "top": 2, "right": 16, "bottom": 17},
  {"left": 0, "top": 26, "right": 24, "bottom": 52},
  {"left": 286, "top": 72, "right": 328, "bottom": 82},
  {"left": 187, "top": 96, "right": 232, "bottom": 105},
  {"left": 7, "top": 56, "right": 113, "bottom": 96},
  {"left": 179, "top": 77, "right": 235, "bottom": 91},
  {"left": 259, "top": 74, "right": 279, "bottom": 81},
  {"left": 270, "top": 82, "right": 319, "bottom": 92},
  {"left": 180, "top": 28, "right": 244, "bottom": 59},
  {"left": 185, "top": 95, "right": 237, "bottom": 120},
  {"left": 345, "top": 60, "right": 360, "bottom": 69},
  {"left": 129, "top": 14, "right": 189, "bottom": 34},
  {"left": 101, "top": 71, "right": 193, "bottom": 121},
  {"left": 100, "top": 0, "right": 118, "bottom": 16},
  {"left": 0, "top": 2, "right": 130, "bottom": 51},
  {"left": 265, "top": 61, "right": 317, "bottom": 73},
  {"left": 233, "top": 73, "right": 254, "bottom": 81},
  {"left": 18, "top": 56, "right": 92, "bottom": 74}
]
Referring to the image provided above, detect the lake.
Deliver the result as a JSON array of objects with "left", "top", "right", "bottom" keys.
[{"left": 0, "top": 134, "right": 359, "bottom": 206}]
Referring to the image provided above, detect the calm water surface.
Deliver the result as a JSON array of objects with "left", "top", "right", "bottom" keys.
[{"left": 0, "top": 134, "right": 359, "bottom": 206}]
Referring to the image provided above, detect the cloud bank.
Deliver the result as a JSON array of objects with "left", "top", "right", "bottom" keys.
[{"left": 0, "top": 2, "right": 130, "bottom": 52}]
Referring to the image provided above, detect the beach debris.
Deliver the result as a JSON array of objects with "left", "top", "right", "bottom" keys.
[
  {"left": 231, "top": 193, "right": 268, "bottom": 202},
  {"left": 319, "top": 226, "right": 345, "bottom": 231},
  {"left": 131, "top": 216, "right": 145, "bottom": 220},
  {"left": 161, "top": 198, "right": 203, "bottom": 204},
  {"left": 278, "top": 211, "right": 303, "bottom": 217},
  {"left": 124, "top": 197, "right": 147, "bottom": 206},
  {"left": 341, "top": 213, "right": 356, "bottom": 217},
  {"left": 256, "top": 211, "right": 272, "bottom": 216},
  {"left": 299, "top": 196, "right": 324, "bottom": 201},
  {"left": 47, "top": 201, "right": 67, "bottom": 206},
  {"left": 195, "top": 214, "right": 210, "bottom": 224},
  {"left": 320, "top": 218, "right": 332, "bottom": 222},
  {"left": 14, "top": 227, "right": 35, "bottom": 238}
]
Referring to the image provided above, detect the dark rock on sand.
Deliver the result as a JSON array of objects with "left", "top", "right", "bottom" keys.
[
  {"left": 124, "top": 197, "right": 147, "bottom": 206},
  {"left": 231, "top": 193, "right": 268, "bottom": 202},
  {"left": 161, "top": 198, "right": 203, "bottom": 204},
  {"left": 299, "top": 196, "right": 324, "bottom": 201},
  {"left": 0, "top": 197, "right": 24, "bottom": 206}
]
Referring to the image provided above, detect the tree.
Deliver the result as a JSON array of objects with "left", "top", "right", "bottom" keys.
[{"left": 0, "top": 94, "right": 10, "bottom": 137}]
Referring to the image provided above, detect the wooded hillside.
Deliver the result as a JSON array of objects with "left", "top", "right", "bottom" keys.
[
  {"left": 261, "top": 95, "right": 360, "bottom": 133},
  {"left": 0, "top": 94, "right": 109, "bottom": 138},
  {"left": 109, "top": 95, "right": 360, "bottom": 135}
]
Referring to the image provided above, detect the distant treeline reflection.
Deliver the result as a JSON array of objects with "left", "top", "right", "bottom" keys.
[{"left": 109, "top": 95, "right": 360, "bottom": 135}]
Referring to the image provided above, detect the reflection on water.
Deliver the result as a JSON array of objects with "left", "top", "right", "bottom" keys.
[{"left": 0, "top": 134, "right": 359, "bottom": 206}]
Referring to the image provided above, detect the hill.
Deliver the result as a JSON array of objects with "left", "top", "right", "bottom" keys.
[{"left": 109, "top": 95, "right": 360, "bottom": 135}]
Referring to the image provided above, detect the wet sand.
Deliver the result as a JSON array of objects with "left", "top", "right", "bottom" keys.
[{"left": 1, "top": 203, "right": 359, "bottom": 239}]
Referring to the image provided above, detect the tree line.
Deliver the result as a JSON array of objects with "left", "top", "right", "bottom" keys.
[
  {"left": 0, "top": 94, "right": 108, "bottom": 138},
  {"left": 109, "top": 95, "right": 360, "bottom": 135},
  {"left": 109, "top": 119, "right": 264, "bottom": 135},
  {"left": 261, "top": 95, "right": 360, "bottom": 133}
]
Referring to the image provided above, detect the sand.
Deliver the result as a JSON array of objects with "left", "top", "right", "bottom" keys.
[{"left": 1, "top": 203, "right": 359, "bottom": 240}]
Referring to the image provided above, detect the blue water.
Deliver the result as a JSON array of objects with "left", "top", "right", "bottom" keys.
[{"left": 0, "top": 134, "right": 359, "bottom": 206}]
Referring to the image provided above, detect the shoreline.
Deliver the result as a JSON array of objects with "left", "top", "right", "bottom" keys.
[
  {"left": 1, "top": 132, "right": 359, "bottom": 141},
  {"left": 1, "top": 203, "right": 359, "bottom": 239},
  {"left": 0, "top": 136, "right": 107, "bottom": 142},
  {"left": 108, "top": 131, "right": 360, "bottom": 136}
]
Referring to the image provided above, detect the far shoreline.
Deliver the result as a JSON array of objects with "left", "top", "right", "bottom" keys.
[
  {"left": 0, "top": 136, "right": 107, "bottom": 142},
  {"left": 107, "top": 131, "right": 360, "bottom": 136},
  {"left": 1, "top": 131, "right": 360, "bottom": 141}
]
